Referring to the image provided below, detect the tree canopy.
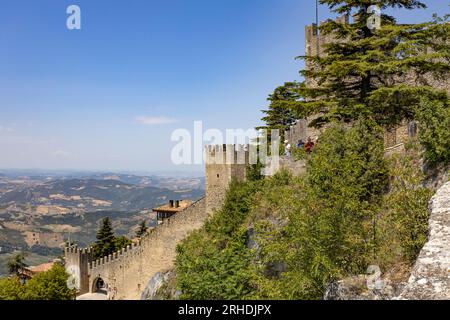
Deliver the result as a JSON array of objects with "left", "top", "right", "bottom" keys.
[
  {"left": 94, "top": 217, "right": 116, "bottom": 258},
  {"left": 0, "top": 264, "right": 76, "bottom": 300},
  {"left": 136, "top": 220, "right": 148, "bottom": 238},
  {"left": 6, "top": 252, "right": 28, "bottom": 276},
  {"left": 262, "top": 1, "right": 450, "bottom": 130},
  {"left": 92, "top": 217, "right": 132, "bottom": 259}
]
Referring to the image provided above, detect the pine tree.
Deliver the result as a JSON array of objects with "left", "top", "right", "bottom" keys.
[
  {"left": 259, "top": 82, "right": 300, "bottom": 137},
  {"left": 94, "top": 217, "right": 116, "bottom": 259},
  {"left": 136, "top": 220, "right": 148, "bottom": 238},
  {"left": 6, "top": 252, "right": 28, "bottom": 276},
  {"left": 291, "top": 1, "right": 449, "bottom": 128}
]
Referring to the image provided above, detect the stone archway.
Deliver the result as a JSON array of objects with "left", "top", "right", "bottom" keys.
[{"left": 92, "top": 277, "right": 108, "bottom": 295}]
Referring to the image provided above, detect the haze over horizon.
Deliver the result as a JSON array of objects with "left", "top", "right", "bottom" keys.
[{"left": 1, "top": 0, "right": 446, "bottom": 172}]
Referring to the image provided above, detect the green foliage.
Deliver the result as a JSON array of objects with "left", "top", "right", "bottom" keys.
[
  {"left": 174, "top": 1, "right": 445, "bottom": 300},
  {"left": 175, "top": 122, "right": 433, "bottom": 299},
  {"left": 381, "top": 143, "right": 433, "bottom": 264},
  {"left": 291, "top": 146, "right": 308, "bottom": 160},
  {"left": 136, "top": 220, "right": 148, "bottom": 238},
  {"left": 0, "top": 264, "right": 75, "bottom": 300},
  {"left": 114, "top": 236, "right": 132, "bottom": 251},
  {"left": 295, "top": 2, "right": 449, "bottom": 127},
  {"left": 21, "top": 264, "right": 76, "bottom": 300},
  {"left": 91, "top": 217, "right": 132, "bottom": 259},
  {"left": 205, "top": 180, "right": 261, "bottom": 242},
  {"left": 6, "top": 252, "right": 28, "bottom": 276},
  {"left": 258, "top": 83, "right": 300, "bottom": 136},
  {"left": 93, "top": 217, "right": 116, "bottom": 259},
  {"left": 246, "top": 163, "right": 265, "bottom": 182},
  {"left": 0, "top": 277, "right": 25, "bottom": 300},
  {"left": 176, "top": 122, "right": 393, "bottom": 299},
  {"left": 415, "top": 97, "right": 450, "bottom": 166},
  {"left": 176, "top": 231, "right": 255, "bottom": 300},
  {"left": 277, "top": 122, "right": 387, "bottom": 297},
  {"left": 176, "top": 180, "right": 260, "bottom": 299}
]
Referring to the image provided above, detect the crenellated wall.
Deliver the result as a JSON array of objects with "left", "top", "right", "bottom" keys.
[
  {"left": 65, "top": 246, "right": 93, "bottom": 294},
  {"left": 86, "top": 197, "right": 207, "bottom": 300}
]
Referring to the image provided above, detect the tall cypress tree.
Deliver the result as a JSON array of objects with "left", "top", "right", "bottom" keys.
[
  {"left": 95, "top": 217, "right": 116, "bottom": 259},
  {"left": 291, "top": 0, "right": 449, "bottom": 128}
]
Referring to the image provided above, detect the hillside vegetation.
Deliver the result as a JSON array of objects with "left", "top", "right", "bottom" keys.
[
  {"left": 174, "top": 1, "right": 449, "bottom": 300},
  {"left": 176, "top": 122, "right": 436, "bottom": 299}
]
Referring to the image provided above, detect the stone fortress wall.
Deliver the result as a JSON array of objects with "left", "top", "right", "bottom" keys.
[
  {"left": 87, "top": 197, "right": 207, "bottom": 300},
  {"left": 65, "top": 145, "right": 252, "bottom": 300},
  {"left": 65, "top": 197, "right": 207, "bottom": 300}
]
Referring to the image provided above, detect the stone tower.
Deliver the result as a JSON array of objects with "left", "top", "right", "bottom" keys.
[
  {"left": 204, "top": 144, "right": 249, "bottom": 214},
  {"left": 64, "top": 245, "right": 92, "bottom": 295}
]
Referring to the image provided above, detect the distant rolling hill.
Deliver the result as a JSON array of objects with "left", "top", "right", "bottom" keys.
[{"left": 0, "top": 178, "right": 204, "bottom": 212}]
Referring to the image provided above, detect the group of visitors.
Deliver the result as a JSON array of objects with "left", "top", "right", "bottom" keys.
[{"left": 284, "top": 137, "right": 316, "bottom": 157}]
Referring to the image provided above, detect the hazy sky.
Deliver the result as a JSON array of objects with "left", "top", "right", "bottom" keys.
[{"left": 0, "top": 0, "right": 447, "bottom": 173}]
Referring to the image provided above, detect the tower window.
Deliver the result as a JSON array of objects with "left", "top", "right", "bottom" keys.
[{"left": 217, "top": 174, "right": 220, "bottom": 178}]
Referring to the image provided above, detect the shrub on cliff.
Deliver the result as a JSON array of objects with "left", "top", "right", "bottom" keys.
[
  {"left": 249, "top": 121, "right": 389, "bottom": 299},
  {"left": 175, "top": 180, "right": 260, "bottom": 299},
  {"left": 176, "top": 121, "right": 392, "bottom": 300},
  {"left": 415, "top": 97, "right": 450, "bottom": 166},
  {"left": 377, "top": 142, "right": 433, "bottom": 266}
]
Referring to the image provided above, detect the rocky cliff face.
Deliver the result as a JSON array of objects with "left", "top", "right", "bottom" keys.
[
  {"left": 141, "top": 269, "right": 179, "bottom": 300},
  {"left": 396, "top": 181, "right": 450, "bottom": 300}
]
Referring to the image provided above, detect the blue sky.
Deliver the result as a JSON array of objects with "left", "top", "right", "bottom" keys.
[{"left": 0, "top": 0, "right": 447, "bottom": 173}]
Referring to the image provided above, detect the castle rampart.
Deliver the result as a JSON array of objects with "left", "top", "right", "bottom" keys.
[
  {"left": 64, "top": 245, "right": 93, "bottom": 294},
  {"left": 85, "top": 197, "right": 207, "bottom": 300},
  {"left": 65, "top": 144, "right": 253, "bottom": 300}
]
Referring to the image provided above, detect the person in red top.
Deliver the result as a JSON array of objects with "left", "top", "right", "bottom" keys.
[{"left": 305, "top": 137, "right": 315, "bottom": 154}]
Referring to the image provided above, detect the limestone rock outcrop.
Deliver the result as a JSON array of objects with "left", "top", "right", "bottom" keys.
[
  {"left": 141, "top": 269, "right": 179, "bottom": 300},
  {"left": 324, "top": 274, "right": 405, "bottom": 300}
]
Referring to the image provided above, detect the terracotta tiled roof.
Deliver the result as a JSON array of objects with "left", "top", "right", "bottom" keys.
[{"left": 28, "top": 262, "right": 54, "bottom": 273}]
